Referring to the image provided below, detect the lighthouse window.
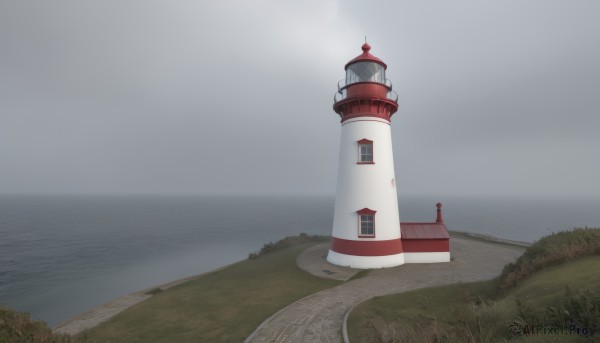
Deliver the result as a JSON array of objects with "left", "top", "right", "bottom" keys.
[
  {"left": 360, "top": 144, "right": 373, "bottom": 162},
  {"left": 360, "top": 215, "right": 375, "bottom": 236},
  {"left": 346, "top": 61, "right": 385, "bottom": 85},
  {"left": 358, "top": 142, "right": 373, "bottom": 163}
]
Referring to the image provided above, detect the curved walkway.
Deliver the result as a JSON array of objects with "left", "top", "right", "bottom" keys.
[
  {"left": 295, "top": 243, "right": 359, "bottom": 281},
  {"left": 245, "top": 237, "right": 525, "bottom": 343}
]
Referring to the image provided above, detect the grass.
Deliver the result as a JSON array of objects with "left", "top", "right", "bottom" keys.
[
  {"left": 80, "top": 241, "right": 340, "bottom": 343},
  {"left": 348, "top": 228, "right": 600, "bottom": 343},
  {"left": 349, "top": 257, "right": 600, "bottom": 342},
  {"left": 498, "top": 227, "right": 600, "bottom": 291},
  {"left": 347, "top": 280, "right": 499, "bottom": 343}
]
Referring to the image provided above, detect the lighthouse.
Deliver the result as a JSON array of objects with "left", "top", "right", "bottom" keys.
[{"left": 327, "top": 42, "right": 404, "bottom": 268}]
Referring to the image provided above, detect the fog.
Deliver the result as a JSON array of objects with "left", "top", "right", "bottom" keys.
[{"left": 1, "top": 1, "right": 599, "bottom": 197}]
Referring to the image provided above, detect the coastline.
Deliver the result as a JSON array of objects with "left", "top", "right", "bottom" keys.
[
  {"left": 53, "top": 231, "right": 528, "bottom": 336},
  {"left": 449, "top": 230, "right": 531, "bottom": 247},
  {"left": 53, "top": 261, "right": 241, "bottom": 335}
]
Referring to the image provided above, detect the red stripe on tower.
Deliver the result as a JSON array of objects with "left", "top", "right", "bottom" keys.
[{"left": 330, "top": 237, "right": 403, "bottom": 256}]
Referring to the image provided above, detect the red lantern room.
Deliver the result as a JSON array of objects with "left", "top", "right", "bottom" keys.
[{"left": 333, "top": 43, "right": 399, "bottom": 123}]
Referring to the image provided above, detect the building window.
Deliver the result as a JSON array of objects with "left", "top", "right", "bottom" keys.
[
  {"left": 357, "top": 208, "right": 376, "bottom": 237},
  {"left": 360, "top": 215, "right": 374, "bottom": 236},
  {"left": 357, "top": 139, "right": 374, "bottom": 164}
]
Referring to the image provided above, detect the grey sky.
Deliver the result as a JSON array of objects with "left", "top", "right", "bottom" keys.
[{"left": 1, "top": 1, "right": 599, "bottom": 197}]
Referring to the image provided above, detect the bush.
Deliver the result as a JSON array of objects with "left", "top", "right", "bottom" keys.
[
  {"left": 497, "top": 227, "right": 600, "bottom": 291},
  {"left": 248, "top": 233, "right": 328, "bottom": 260},
  {"left": 0, "top": 305, "right": 74, "bottom": 343},
  {"left": 145, "top": 288, "right": 163, "bottom": 296}
]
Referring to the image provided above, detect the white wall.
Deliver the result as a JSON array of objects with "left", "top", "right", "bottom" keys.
[
  {"left": 327, "top": 250, "right": 405, "bottom": 269},
  {"left": 403, "top": 252, "right": 451, "bottom": 263},
  {"left": 331, "top": 117, "right": 401, "bottom": 241}
]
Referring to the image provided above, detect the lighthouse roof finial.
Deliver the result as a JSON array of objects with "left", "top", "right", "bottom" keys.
[
  {"left": 362, "top": 35, "right": 370, "bottom": 52},
  {"left": 361, "top": 42, "right": 371, "bottom": 53}
]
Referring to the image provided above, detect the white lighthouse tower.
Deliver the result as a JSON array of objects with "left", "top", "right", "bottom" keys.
[{"left": 327, "top": 42, "right": 405, "bottom": 269}]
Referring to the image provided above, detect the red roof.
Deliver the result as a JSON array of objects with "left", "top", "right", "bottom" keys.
[
  {"left": 401, "top": 222, "right": 450, "bottom": 240},
  {"left": 345, "top": 43, "right": 387, "bottom": 70}
]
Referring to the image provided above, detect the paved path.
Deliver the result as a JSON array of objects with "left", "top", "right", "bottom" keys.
[
  {"left": 245, "top": 237, "right": 525, "bottom": 343},
  {"left": 296, "top": 244, "right": 358, "bottom": 281}
]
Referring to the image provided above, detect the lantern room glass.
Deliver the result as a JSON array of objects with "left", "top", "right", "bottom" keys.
[{"left": 346, "top": 61, "right": 385, "bottom": 86}]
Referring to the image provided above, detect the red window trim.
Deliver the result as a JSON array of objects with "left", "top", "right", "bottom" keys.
[
  {"left": 357, "top": 208, "right": 376, "bottom": 238},
  {"left": 357, "top": 139, "right": 374, "bottom": 164},
  {"left": 357, "top": 208, "right": 377, "bottom": 215}
]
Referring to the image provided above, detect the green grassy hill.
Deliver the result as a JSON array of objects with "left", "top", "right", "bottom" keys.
[{"left": 348, "top": 228, "right": 600, "bottom": 343}]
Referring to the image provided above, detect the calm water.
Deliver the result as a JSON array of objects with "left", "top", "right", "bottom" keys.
[{"left": 0, "top": 194, "right": 598, "bottom": 326}]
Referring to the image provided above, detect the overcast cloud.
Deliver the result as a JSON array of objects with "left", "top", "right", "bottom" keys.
[{"left": 1, "top": 0, "right": 599, "bottom": 197}]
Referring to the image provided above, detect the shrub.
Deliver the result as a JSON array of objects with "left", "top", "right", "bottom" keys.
[
  {"left": 497, "top": 227, "right": 600, "bottom": 291},
  {"left": 145, "top": 287, "right": 163, "bottom": 295},
  {"left": 248, "top": 233, "right": 328, "bottom": 260},
  {"left": 0, "top": 305, "right": 74, "bottom": 342}
]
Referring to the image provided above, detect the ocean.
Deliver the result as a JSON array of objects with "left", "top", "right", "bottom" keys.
[{"left": 0, "top": 194, "right": 598, "bottom": 326}]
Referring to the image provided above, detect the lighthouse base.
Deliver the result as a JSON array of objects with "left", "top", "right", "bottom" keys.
[{"left": 326, "top": 250, "right": 405, "bottom": 269}]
